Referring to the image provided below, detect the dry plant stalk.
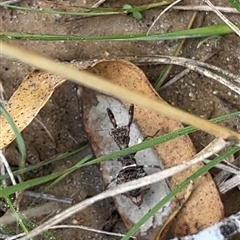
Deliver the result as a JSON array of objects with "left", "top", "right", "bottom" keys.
[
  {"left": 204, "top": 0, "right": 240, "bottom": 37},
  {"left": 1, "top": 41, "right": 240, "bottom": 142},
  {"left": 17, "top": 137, "right": 229, "bottom": 240}
]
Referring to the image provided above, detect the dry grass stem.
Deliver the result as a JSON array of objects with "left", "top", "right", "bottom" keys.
[
  {"left": 91, "top": 0, "right": 107, "bottom": 8},
  {"left": 65, "top": 0, "right": 107, "bottom": 21},
  {"left": 1, "top": 41, "right": 240, "bottom": 140},
  {"left": 172, "top": 5, "right": 239, "bottom": 13},
  {"left": 205, "top": 158, "right": 240, "bottom": 193},
  {"left": 7, "top": 233, "right": 25, "bottom": 240},
  {"left": 0, "top": 232, "right": 13, "bottom": 239},
  {"left": 147, "top": 0, "right": 182, "bottom": 34},
  {"left": 23, "top": 191, "right": 73, "bottom": 204},
  {"left": 204, "top": 0, "right": 240, "bottom": 37},
  {"left": 34, "top": 118, "right": 56, "bottom": 146},
  {"left": 0, "top": 81, "right": 5, "bottom": 100},
  {"left": 130, "top": 55, "right": 240, "bottom": 95},
  {"left": 0, "top": 152, "right": 7, "bottom": 187},
  {"left": 0, "top": 150, "right": 16, "bottom": 185},
  {"left": 18, "top": 138, "right": 229, "bottom": 240},
  {"left": 49, "top": 225, "right": 136, "bottom": 238},
  {"left": 0, "top": 81, "right": 7, "bottom": 105},
  {"left": 203, "top": 160, "right": 240, "bottom": 175},
  {"left": 7, "top": 225, "right": 136, "bottom": 240},
  {"left": 0, "top": 0, "right": 20, "bottom": 5},
  {"left": 0, "top": 202, "right": 59, "bottom": 225},
  {"left": 130, "top": 56, "right": 240, "bottom": 86},
  {"left": 160, "top": 52, "right": 216, "bottom": 90},
  {"left": 219, "top": 175, "right": 240, "bottom": 193}
]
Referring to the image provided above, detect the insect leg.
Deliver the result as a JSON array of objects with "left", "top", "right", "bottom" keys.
[
  {"left": 139, "top": 165, "right": 161, "bottom": 170},
  {"left": 128, "top": 104, "right": 134, "bottom": 127},
  {"left": 107, "top": 108, "right": 117, "bottom": 128}
]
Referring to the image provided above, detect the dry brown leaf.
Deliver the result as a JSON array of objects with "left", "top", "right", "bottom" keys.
[
  {"left": 0, "top": 70, "right": 66, "bottom": 149},
  {"left": 0, "top": 58, "right": 224, "bottom": 239},
  {"left": 81, "top": 59, "right": 224, "bottom": 239},
  {"left": 0, "top": 61, "right": 94, "bottom": 150}
]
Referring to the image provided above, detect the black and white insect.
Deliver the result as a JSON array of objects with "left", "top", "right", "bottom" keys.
[{"left": 106, "top": 104, "right": 160, "bottom": 206}]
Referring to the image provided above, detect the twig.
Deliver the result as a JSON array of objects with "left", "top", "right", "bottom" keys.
[
  {"left": 0, "top": 81, "right": 5, "bottom": 100},
  {"left": 203, "top": 159, "right": 240, "bottom": 175},
  {"left": 0, "top": 0, "right": 20, "bottom": 5},
  {"left": 204, "top": 158, "right": 240, "bottom": 193},
  {"left": 204, "top": 0, "right": 240, "bottom": 37},
  {"left": 0, "top": 202, "right": 59, "bottom": 225},
  {"left": 160, "top": 52, "right": 216, "bottom": 90},
  {"left": 0, "top": 98, "right": 8, "bottom": 105},
  {"left": 172, "top": 5, "right": 239, "bottom": 14},
  {"left": 0, "top": 81, "right": 7, "bottom": 186},
  {"left": 0, "top": 83, "right": 23, "bottom": 223},
  {"left": 0, "top": 150, "right": 17, "bottom": 185},
  {"left": 219, "top": 174, "right": 240, "bottom": 194},
  {"left": 6, "top": 233, "right": 25, "bottom": 240},
  {"left": 49, "top": 225, "right": 136, "bottom": 238},
  {"left": 17, "top": 138, "right": 230, "bottom": 240},
  {"left": 0, "top": 233, "right": 13, "bottom": 239},
  {"left": 23, "top": 191, "right": 73, "bottom": 204},
  {"left": 65, "top": 0, "right": 107, "bottom": 21},
  {"left": 91, "top": 0, "right": 107, "bottom": 8},
  {"left": 0, "top": 155, "right": 6, "bottom": 187},
  {"left": 34, "top": 117, "right": 56, "bottom": 146},
  {"left": 6, "top": 224, "right": 136, "bottom": 240},
  {"left": 154, "top": 10, "right": 199, "bottom": 89},
  {"left": 130, "top": 56, "right": 240, "bottom": 83},
  {"left": 2, "top": 42, "right": 240, "bottom": 141},
  {"left": 147, "top": 0, "right": 182, "bottom": 35},
  {"left": 213, "top": 156, "right": 240, "bottom": 185},
  {"left": 127, "top": 56, "right": 240, "bottom": 95}
]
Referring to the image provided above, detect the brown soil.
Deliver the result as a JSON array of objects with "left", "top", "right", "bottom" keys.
[{"left": 1, "top": 0, "right": 240, "bottom": 239}]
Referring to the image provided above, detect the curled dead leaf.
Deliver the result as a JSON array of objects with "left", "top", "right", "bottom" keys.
[
  {"left": 0, "top": 70, "right": 66, "bottom": 149},
  {"left": 0, "top": 58, "right": 224, "bottom": 239},
  {"left": 0, "top": 61, "right": 93, "bottom": 150},
  {"left": 81, "top": 59, "right": 224, "bottom": 239}
]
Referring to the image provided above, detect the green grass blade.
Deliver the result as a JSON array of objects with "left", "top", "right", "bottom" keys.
[
  {"left": 0, "top": 1, "right": 174, "bottom": 17},
  {"left": 0, "top": 24, "right": 234, "bottom": 41},
  {"left": 23, "top": 218, "right": 59, "bottom": 240},
  {"left": 46, "top": 154, "right": 93, "bottom": 189},
  {"left": 228, "top": 0, "right": 240, "bottom": 12},
  {"left": 0, "top": 186, "right": 30, "bottom": 236},
  {"left": 82, "top": 111, "right": 240, "bottom": 167},
  {"left": 0, "top": 154, "right": 92, "bottom": 197},
  {"left": 68, "top": 1, "right": 175, "bottom": 13},
  {"left": 154, "top": 12, "right": 197, "bottom": 89},
  {"left": 0, "top": 110, "right": 238, "bottom": 200},
  {"left": 0, "top": 171, "right": 66, "bottom": 197},
  {"left": 0, "top": 4, "right": 120, "bottom": 16},
  {"left": 121, "top": 146, "right": 240, "bottom": 240},
  {"left": 197, "top": 35, "right": 221, "bottom": 48},
  {"left": 1, "top": 111, "right": 238, "bottom": 197},
  {"left": 0, "top": 226, "right": 15, "bottom": 236},
  {"left": 0, "top": 104, "right": 26, "bottom": 168},
  {"left": 0, "top": 145, "right": 88, "bottom": 181},
  {"left": 154, "top": 43, "right": 182, "bottom": 89}
]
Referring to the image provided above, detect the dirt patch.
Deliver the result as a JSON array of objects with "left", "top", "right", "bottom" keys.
[{"left": 1, "top": 0, "right": 240, "bottom": 239}]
